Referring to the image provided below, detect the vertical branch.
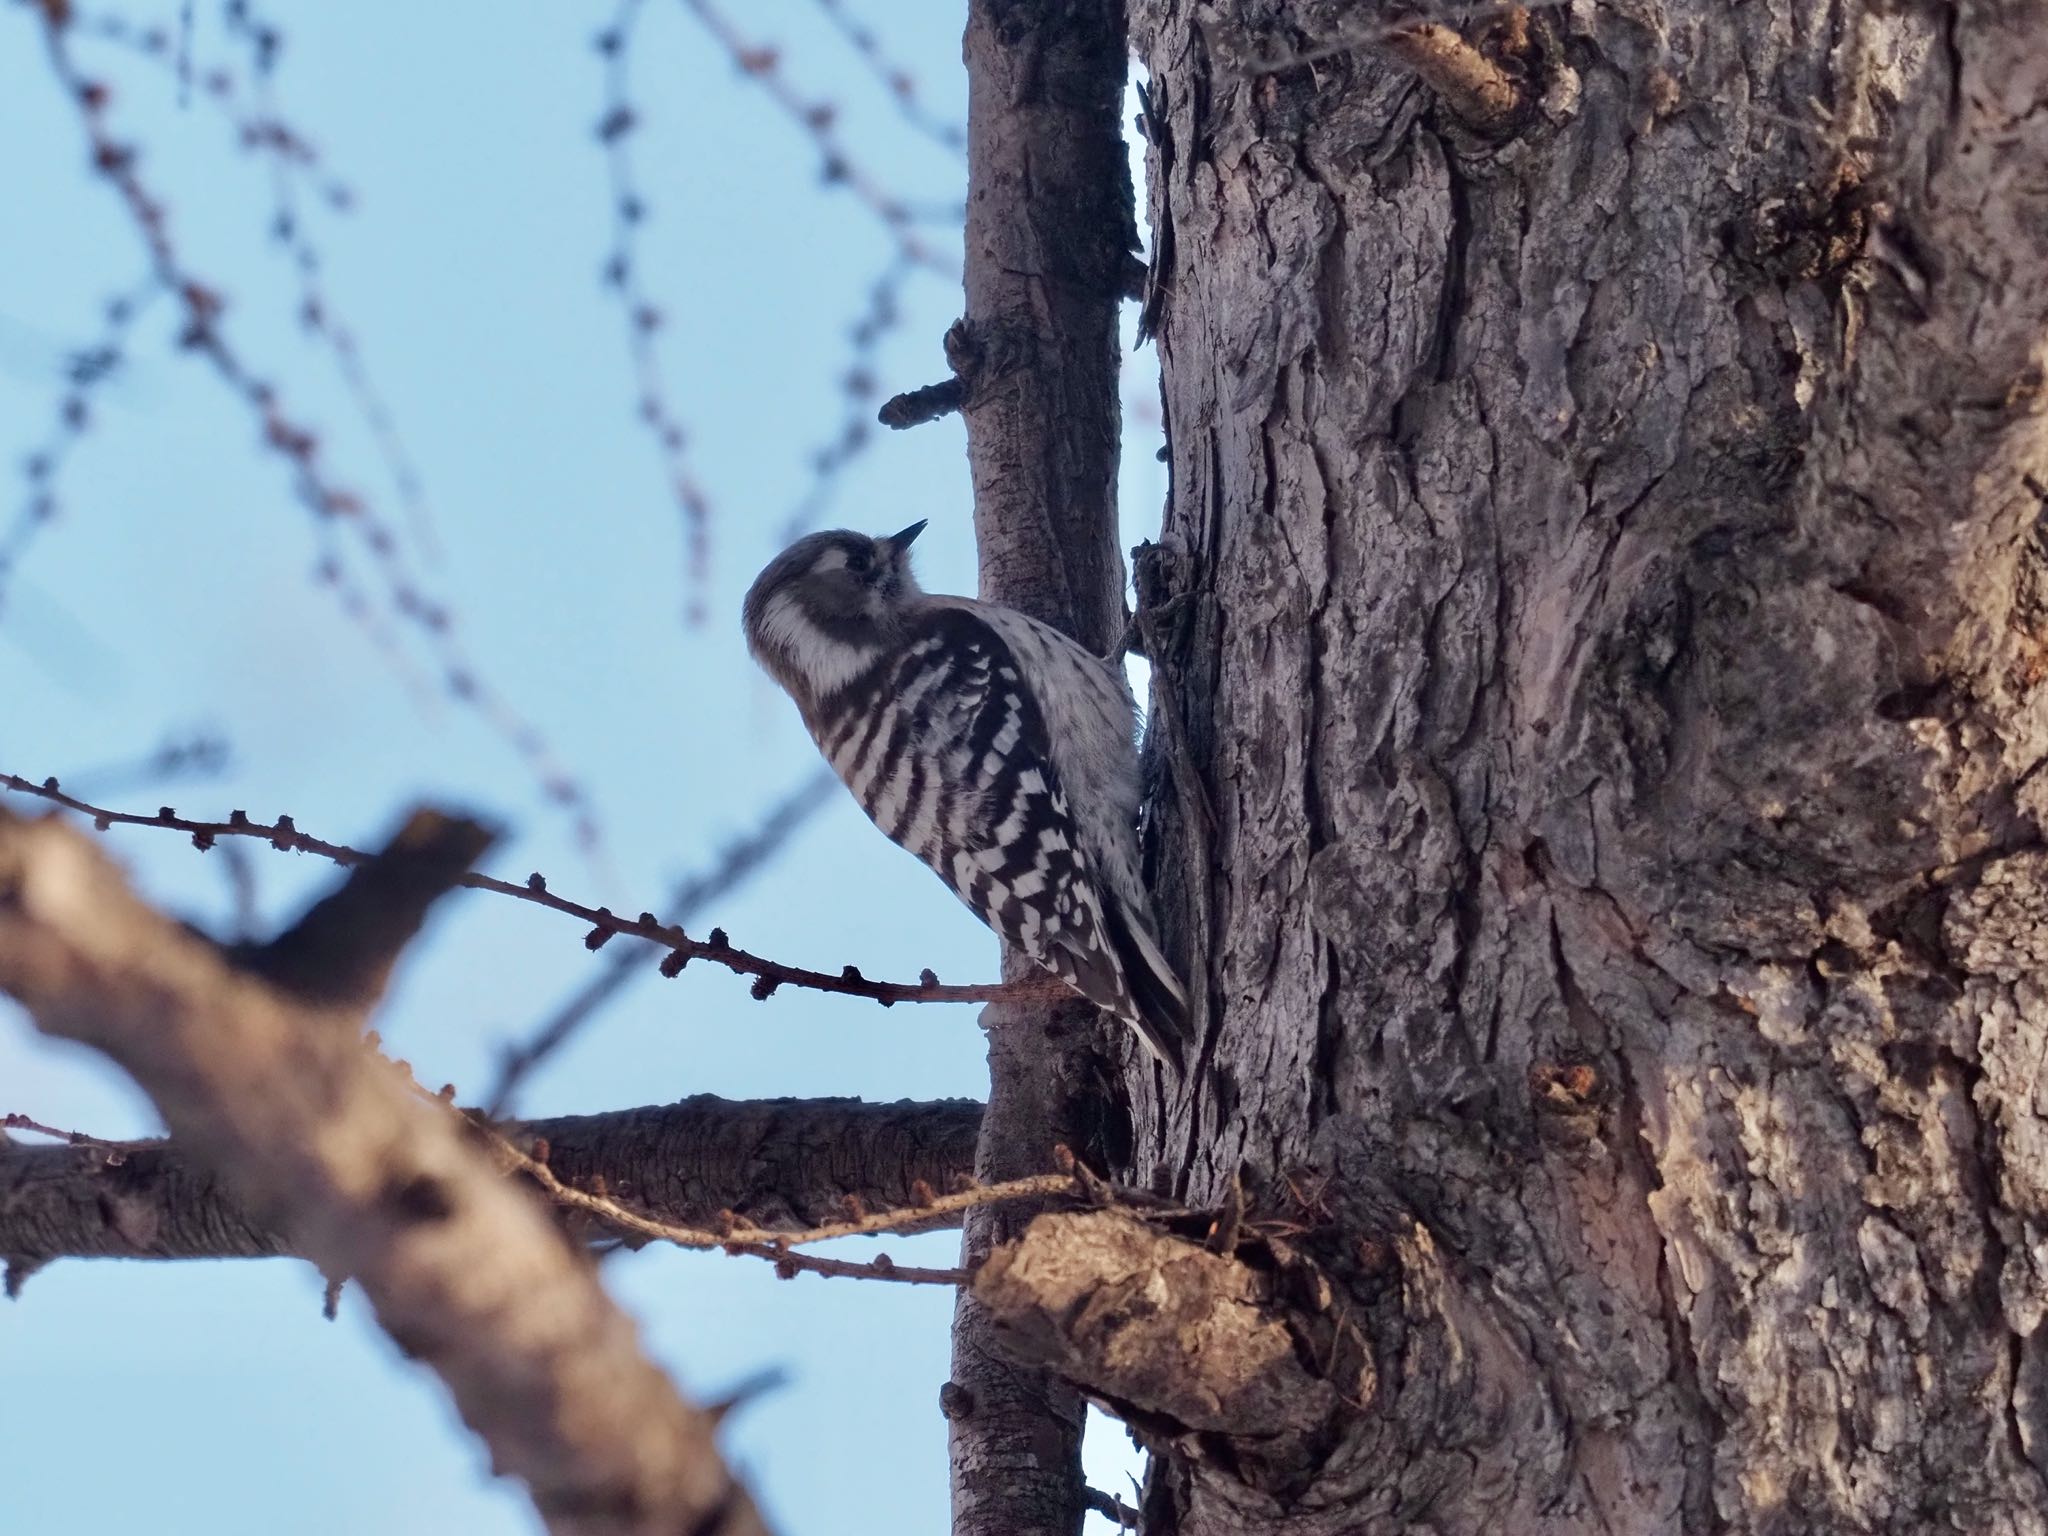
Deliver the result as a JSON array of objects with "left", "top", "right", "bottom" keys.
[
  {"left": 946, "top": 3, "right": 1137, "bottom": 1535},
  {"left": 955, "top": 9, "right": 1134, "bottom": 655}
]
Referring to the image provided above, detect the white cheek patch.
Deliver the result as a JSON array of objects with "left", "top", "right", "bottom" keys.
[{"left": 754, "top": 589, "right": 879, "bottom": 697}]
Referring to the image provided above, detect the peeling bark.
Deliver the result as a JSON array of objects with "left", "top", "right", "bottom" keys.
[
  {"left": 1121, "top": 0, "right": 2048, "bottom": 1530},
  {"left": 0, "top": 1095, "right": 982, "bottom": 1269}
]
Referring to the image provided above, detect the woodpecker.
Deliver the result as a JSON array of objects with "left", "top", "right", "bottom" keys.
[{"left": 742, "top": 521, "right": 1190, "bottom": 1074}]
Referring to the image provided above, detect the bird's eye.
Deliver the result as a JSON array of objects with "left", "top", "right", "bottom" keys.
[{"left": 845, "top": 548, "right": 873, "bottom": 575}]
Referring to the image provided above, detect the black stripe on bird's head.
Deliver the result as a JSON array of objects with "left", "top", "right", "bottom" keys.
[{"left": 741, "top": 523, "right": 930, "bottom": 702}]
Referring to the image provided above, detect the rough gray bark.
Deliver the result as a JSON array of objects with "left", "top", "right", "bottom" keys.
[
  {"left": 0, "top": 1094, "right": 982, "bottom": 1271},
  {"left": 0, "top": 810, "right": 766, "bottom": 1536},
  {"left": 1117, "top": 0, "right": 2048, "bottom": 1531},
  {"left": 944, "top": 2, "right": 1140, "bottom": 1534}
]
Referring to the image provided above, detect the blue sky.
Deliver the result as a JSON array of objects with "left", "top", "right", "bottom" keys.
[{"left": 0, "top": 3, "right": 1162, "bottom": 1530}]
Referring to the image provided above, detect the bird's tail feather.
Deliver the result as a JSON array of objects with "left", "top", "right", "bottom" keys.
[{"left": 1102, "top": 898, "right": 1191, "bottom": 1080}]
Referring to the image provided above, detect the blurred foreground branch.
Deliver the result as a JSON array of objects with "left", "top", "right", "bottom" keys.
[{"left": 0, "top": 805, "right": 766, "bottom": 1536}]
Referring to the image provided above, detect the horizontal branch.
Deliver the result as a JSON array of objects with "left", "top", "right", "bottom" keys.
[
  {"left": 973, "top": 1209, "right": 1356, "bottom": 1440},
  {"left": 0, "top": 771, "right": 1067, "bottom": 1011},
  {"left": 878, "top": 376, "right": 965, "bottom": 429},
  {"left": 0, "top": 807, "right": 766, "bottom": 1535},
  {"left": 491, "top": 1133, "right": 1083, "bottom": 1287},
  {"left": 1, "top": 1095, "right": 983, "bottom": 1270}
]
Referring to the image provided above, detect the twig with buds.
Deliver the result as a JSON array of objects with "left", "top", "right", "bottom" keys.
[
  {"left": 592, "top": 0, "right": 720, "bottom": 625},
  {"left": 808, "top": 0, "right": 966, "bottom": 154},
  {"left": 778, "top": 255, "right": 916, "bottom": 540},
  {"left": 1, "top": 280, "right": 155, "bottom": 618},
  {"left": 220, "top": 0, "right": 442, "bottom": 564},
  {"left": 678, "top": 0, "right": 960, "bottom": 270},
  {"left": 1, "top": 771, "right": 1067, "bottom": 1010},
  {"left": 29, "top": 3, "right": 604, "bottom": 850},
  {"left": 488, "top": 768, "right": 838, "bottom": 1114}
]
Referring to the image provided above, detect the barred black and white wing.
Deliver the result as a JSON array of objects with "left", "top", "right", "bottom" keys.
[{"left": 809, "top": 607, "right": 1188, "bottom": 1072}]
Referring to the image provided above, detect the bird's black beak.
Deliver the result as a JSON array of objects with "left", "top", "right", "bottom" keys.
[{"left": 886, "top": 519, "right": 928, "bottom": 551}]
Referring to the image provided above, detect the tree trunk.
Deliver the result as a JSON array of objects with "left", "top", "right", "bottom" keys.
[{"left": 1124, "top": 1, "right": 2048, "bottom": 1530}]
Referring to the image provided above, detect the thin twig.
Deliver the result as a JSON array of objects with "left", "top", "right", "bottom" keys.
[
  {"left": 488, "top": 769, "right": 838, "bottom": 1114},
  {"left": 219, "top": 0, "right": 442, "bottom": 566},
  {"left": 0, "top": 771, "right": 1065, "bottom": 1011},
  {"left": 778, "top": 255, "right": 915, "bottom": 541},
  {"left": 496, "top": 1125, "right": 1082, "bottom": 1286},
  {"left": 1, "top": 1112, "right": 146, "bottom": 1158},
  {"left": 808, "top": 0, "right": 966, "bottom": 153},
  {"left": 57, "top": 730, "right": 232, "bottom": 797},
  {"left": 31, "top": 6, "right": 604, "bottom": 851},
  {"left": 678, "top": 0, "right": 961, "bottom": 269},
  {"left": 0, "top": 280, "right": 155, "bottom": 618},
  {"left": 593, "top": 0, "right": 719, "bottom": 625},
  {"left": 88, "top": 0, "right": 439, "bottom": 559}
]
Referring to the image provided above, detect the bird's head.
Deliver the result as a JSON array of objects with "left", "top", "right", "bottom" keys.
[{"left": 742, "top": 521, "right": 928, "bottom": 707}]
